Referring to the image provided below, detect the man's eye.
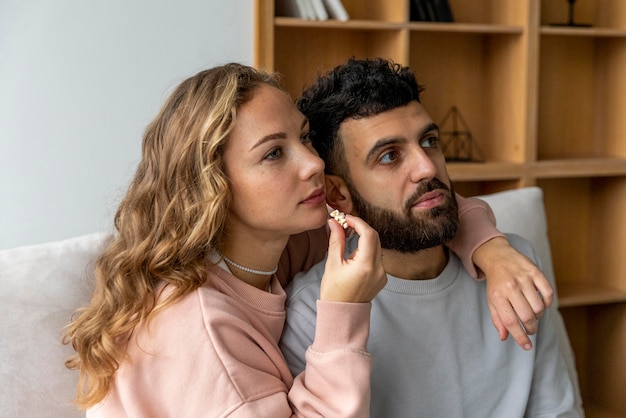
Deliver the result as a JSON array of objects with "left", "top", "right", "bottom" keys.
[
  {"left": 264, "top": 148, "right": 282, "bottom": 160},
  {"left": 379, "top": 150, "right": 398, "bottom": 164},
  {"left": 421, "top": 136, "right": 439, "bottom": 148}
]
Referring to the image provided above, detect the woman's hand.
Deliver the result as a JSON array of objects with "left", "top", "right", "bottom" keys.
[
  {"left": 320, "top": 214, "right": 387, "bottom": 303},
  {"left": 474, "top": 236, "right": 555, "bottom": 351}
]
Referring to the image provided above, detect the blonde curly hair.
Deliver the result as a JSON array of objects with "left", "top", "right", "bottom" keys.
[{"left": 62, "top": 63, "right": 282, "bottom": 408}]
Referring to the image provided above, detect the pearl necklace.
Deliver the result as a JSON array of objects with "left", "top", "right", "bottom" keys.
[{"left": 218, "top": 252, "right": 278, "bottom": 276}]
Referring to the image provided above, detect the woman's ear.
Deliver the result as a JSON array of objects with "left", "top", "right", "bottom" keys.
[{"left": 325, "top": 175, "right": 354, "bottom": 214}]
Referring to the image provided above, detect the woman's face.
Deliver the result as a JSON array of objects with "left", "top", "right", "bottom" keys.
[{"left": 223, "top": 84, "right": 328, "bottom": 239}]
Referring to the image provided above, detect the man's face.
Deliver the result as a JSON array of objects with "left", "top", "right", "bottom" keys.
[{"left": 338, "top": 101, "right": 458, "bottom": 253}]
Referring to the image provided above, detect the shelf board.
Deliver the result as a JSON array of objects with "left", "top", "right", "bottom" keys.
[
  {"left": 541, "top": 26, "right": 626, "bottom": 38},
  {"left": 558, "top": 282, "right": 626, "bottom": 308},
  {"left": 533, "top": 158, "right": 626, "bottom": 178},
  {"left": 274, "top": 17, "right": 523, "bottom": 34},
  {"left": 447, "top": 162, "right": 526, "bottom": 181},
  {"left": 407, "top": 22, "right": 523, "bottom": 34},
  {"left": 275, "top": 17, "right": 404, "bottom": 30},
  {"left": 447, "top": 158, "right": 626, "bottom": 181}
]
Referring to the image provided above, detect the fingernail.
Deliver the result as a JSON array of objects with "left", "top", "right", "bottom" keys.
[{"left": 524, "top": 343, "right": 532, "bottom": 351}]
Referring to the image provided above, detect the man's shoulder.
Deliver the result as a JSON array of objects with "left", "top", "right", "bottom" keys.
[
  {"left": 285, "top": 255, "right": 324, "bottom": 308},
  {"left": 285, "top": 235, "right": 360, "bottom": 306}
]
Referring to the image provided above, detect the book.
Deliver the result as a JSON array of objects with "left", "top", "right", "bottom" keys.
[
  {"left": 322, "top": 0, "right": 349, "bottom": 21},
  {"left": 310, "top": 0, "right": 329, "bottom": 20},
  {"left": 411, "top": 0, "right": 454, "bottom": 22},
  {"left": 423, "top": 0, "right": 438, "bottom": 21},
  {"left": 410, "top": 0, "right": 429, "bottom": 22},
  {"left": 432, "top": 0, "right": 454, "bottom": 22},
  {"left": 276, "top": 0, "right": 302, "bottom": 18},
  {"left": 297, "top": 0, "right": 316, "bottom": 20}
]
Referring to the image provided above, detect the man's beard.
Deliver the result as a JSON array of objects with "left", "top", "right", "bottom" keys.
[{"left": 347, "top": 178, "right": 459, "bottom": 253}]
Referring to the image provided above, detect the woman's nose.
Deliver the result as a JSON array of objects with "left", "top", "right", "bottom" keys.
[{"left": 299, "top": 147, "right": 325, "bottom": 180}]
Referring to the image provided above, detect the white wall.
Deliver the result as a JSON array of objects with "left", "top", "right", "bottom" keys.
[{"left": 0, "top": 0, "right": 254, "bottom": 250}]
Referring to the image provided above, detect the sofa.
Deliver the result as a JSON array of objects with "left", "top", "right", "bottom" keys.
[{"left": 0, "top": 187, "right": 576, "bottom": 417}]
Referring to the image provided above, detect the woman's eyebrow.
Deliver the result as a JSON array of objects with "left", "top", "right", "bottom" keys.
[{"left": 250, "top": 117, "right": 309, "bottom": 151}]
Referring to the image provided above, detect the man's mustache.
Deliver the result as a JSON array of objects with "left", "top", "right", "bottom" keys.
[{"left": 404, "top": 179, "right": 451, "bottom": 212}]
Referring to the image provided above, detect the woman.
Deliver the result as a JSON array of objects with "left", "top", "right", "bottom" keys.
[
  {"left": 64, "top": 64, "right": 385, "bottom": 417},
  {"left": 63, "top": 63, "right": 549, "bottom": 417}
]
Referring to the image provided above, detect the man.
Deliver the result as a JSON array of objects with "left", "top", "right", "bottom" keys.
[{"left": 280, "top": 58, "right": 583, "bottom": 417}]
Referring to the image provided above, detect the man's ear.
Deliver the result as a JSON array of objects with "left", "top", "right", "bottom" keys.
[{"left": 325, "top": 174, "right": 354, "bottom": 214}]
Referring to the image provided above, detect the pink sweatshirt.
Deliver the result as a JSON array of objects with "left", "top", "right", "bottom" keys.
[
  {"left": 88, "top": 265, "right": 373, "bottom": 417},
  {"left": 87, "top": 196, "right": 499, "bottom": 417}
]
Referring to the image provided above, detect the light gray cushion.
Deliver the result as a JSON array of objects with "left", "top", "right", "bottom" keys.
[
  {"left": 477, "top": 187, "right": 582, "bottom": 413},
  {"left": 0, "top": 232, "right": 110, "bottom": 418}
]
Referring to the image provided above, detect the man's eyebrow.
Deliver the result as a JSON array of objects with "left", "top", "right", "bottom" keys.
[
  {"left": 365, "top": 122, "right": 440, "bottom": 162},
  {"left": 365, "top": 137, "right": 405, "bottom": 163},
  {"left": 249, "top": 118, "right": 309, "bottom": 151},
  {"left": 422, "top": 123, "right": 439, "bottom": 135}
]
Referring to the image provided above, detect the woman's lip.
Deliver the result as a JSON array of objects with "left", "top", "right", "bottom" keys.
[{"left": 302, "top": 189, "right": 326, "bottom": 205}]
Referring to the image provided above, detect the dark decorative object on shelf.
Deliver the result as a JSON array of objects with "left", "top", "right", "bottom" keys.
[
  {"left": 410, "top": 0, "right": 453, "bottom": 23},
  {"left": 550, "top": 0, "right": 591, "bottom": 27},
  {"left": 438, "top": 106, "right": 484, "bottom": 162}
]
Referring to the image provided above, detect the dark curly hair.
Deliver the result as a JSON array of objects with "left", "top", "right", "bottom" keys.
[{"left": 297, "top": 58, "right": 425, "bottom": 177}]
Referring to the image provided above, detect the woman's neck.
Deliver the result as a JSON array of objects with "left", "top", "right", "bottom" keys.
[{"left": 218, "top": 233, "right": 287, "bottom": 291}]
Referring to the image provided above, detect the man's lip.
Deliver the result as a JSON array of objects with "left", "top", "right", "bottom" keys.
[
  {"left": 411, "top": 190, "right": 445, "bottom": 208},
  {"left": 301, "top": 188, "right": 326, "bottom": 205}
]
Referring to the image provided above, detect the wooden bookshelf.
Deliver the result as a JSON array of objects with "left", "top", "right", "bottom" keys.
[{"left": 255, "top": 0, "right": 626, "bottom": 415}]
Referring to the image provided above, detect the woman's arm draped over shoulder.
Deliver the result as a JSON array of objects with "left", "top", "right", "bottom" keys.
[
  {"left": 447, "top": 194, "right": 504, "bottom": 278},
  {"left": 447, "top": 194, "right": 555, "bottom": 351}
]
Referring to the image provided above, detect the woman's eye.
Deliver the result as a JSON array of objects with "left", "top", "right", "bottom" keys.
[
  {"left": 264, "top": 148, "right": 282, "bottom": 161},
  {"left": 379, "top": 150, "right": 398, "bottom": 164},
  {"left": 301, "top": 132, "right": 311, "bottom": 144}
]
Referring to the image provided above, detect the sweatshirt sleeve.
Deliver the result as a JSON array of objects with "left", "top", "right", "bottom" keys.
[
  {"left": 287, "top": 300, "right": 372, "bottom": 418},
  {"left": 447, "top": 194, "right": 505, "bottom": 278}
]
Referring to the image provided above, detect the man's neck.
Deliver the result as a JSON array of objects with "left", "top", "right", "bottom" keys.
[{"left": 382, "top": 245, "right": 448, "bottom": 281}]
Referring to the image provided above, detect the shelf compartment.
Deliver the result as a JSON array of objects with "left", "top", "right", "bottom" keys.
[
  {"left": 273, "top": 26, "right": 408, "bottom": 98},
  {"left": 558, "top": 282, "right": 626, "bottom": 308},
  {"left": 537, "top": 35, "right": 626, "bottom": 161},
  {"left": 409, "top": 31, "right": 528, "bottom": 164},
  {"left": 541, "top": 0, "right": 626, "bottom": 30},
  {"left": 538, "top": 177, "right": 626, "bottom": 293},
  {"left": 560, "top": 303, "right": 626, "bottom": 415},
  {"left": 447, "top": 0, "right": 530, "bottom": 26},
  {"left": 447, "top": 161, "right": 526, "bottom": 181},
  {"left": 342, "top": 0, "right": 406, "bottom": 22}
]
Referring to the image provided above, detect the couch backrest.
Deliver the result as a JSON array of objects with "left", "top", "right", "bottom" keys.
[
  {"left": 0, "top": 187, "right": 556, "bottom": 417},
  {"left": 0, "top": 232, "right": 110, "bottom": 418}
]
